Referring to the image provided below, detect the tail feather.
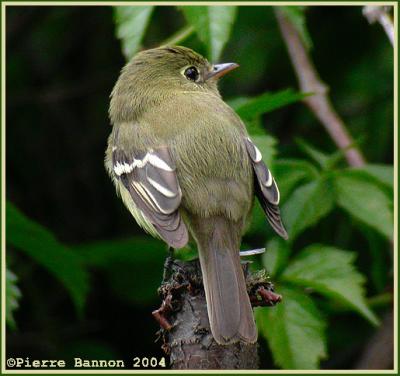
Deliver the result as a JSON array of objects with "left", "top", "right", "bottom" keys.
[{"left": 197, "top": 217, "right": 257, "bottom": 345}]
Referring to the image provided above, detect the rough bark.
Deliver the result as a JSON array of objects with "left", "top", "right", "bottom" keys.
[{"left": 153, "top": 257, "right": 281, "bottom": 370}]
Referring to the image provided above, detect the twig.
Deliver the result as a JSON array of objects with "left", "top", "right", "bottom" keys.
[
  {"left": 274, "top": 8, "right": 366, "bottom": 167},
  {"left": 363, "top": 6, "right": 394, "bottom": 46},
  {"left": 160, "top": 25, "right": 194, "bottom": 47},
  {"left": 275, "top": 8, "right": 394, "bottom": 369}
]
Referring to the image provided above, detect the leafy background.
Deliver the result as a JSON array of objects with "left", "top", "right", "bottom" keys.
[{"left": 6, "top": 5, "right": 394, "bottom": 370}]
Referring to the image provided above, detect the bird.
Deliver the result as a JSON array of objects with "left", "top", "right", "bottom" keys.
[{"left": 105, "top": 46, "right": 288, "bottom": 345}]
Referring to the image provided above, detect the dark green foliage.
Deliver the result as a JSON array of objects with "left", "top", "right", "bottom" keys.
[
  {"left": 180, "top": 6, "right": 237, "bottom": 61},
  {"left": 6, "top": 5, "right": 393, "bottom": 370},
  {"left": 234, "top": 89, "right": 309, "bottom": 123},
  {"left": 6, "top": 268, "right": 21, "bottom": 329},
  {"left": 256, "top": 286, "right": 326, "bottom": 369},
  {"left": 7, "top": 203, "right": 89, "bottom": 314},
  {"left": 280, "top": 6, "right": 313, "bottom": 50},
  {"left": 114, "top": 6, "right": 154, "bottom": 60}
]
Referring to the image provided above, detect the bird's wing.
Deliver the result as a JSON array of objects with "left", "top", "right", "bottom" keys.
[
  {"left": 244, "top": 137, "right": 288, "bottom": 239},
  {"left": 112, "top": 145, "right": 189, "bottom": 248}
]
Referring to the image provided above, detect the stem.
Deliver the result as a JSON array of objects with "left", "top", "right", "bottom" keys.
[
  {"left": 160, "top": 25, "right": 195, "bottom": 47},
  {"left": 363, "top": 6, "right": 394, "bottom": 46},
  {"left": 367, "top": 292, "right": 393, "bottom": 309},
  {"left": 274, "top": 8, "right": 366, "bottom": 167}
]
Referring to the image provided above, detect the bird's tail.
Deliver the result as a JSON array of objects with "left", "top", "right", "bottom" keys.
[{"left": 196, "top": 216, "right": 257, "bottom": 345}]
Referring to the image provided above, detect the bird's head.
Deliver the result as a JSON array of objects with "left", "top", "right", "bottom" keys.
[{"left": 109, "top": 46, "right": 238, "bottom": 123}]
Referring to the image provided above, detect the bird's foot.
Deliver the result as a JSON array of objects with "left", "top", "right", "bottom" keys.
[
  {"left": 255, "top": 286, "right": 282, "bottom": 306},
  {"left": 152, "top": 293, "right": 174, "bottom": 331}
]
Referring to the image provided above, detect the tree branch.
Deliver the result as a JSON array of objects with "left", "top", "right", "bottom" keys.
[
  {"left": 275, "top": 8, "right": 394, "bottom": 370},
  {"left": 274, "top": 8, "right": 366, "bottom": 167},
  {"left": 363, "top": 6, "right": 394, "bottom": 46},
  {"left": 153, "top": 257, "right": 280, "bottom": 369},
  {"left": 160, "top": 25, "right": 194, "bottom": 47}
]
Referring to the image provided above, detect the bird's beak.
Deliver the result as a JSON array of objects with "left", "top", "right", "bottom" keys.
[{"left": 206, "top": 62, "right": 239, "bottom": 80}]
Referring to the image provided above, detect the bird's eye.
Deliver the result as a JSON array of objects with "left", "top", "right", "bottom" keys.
[{"left": 184, "top": 66, "right": 199, "bottom": 82}]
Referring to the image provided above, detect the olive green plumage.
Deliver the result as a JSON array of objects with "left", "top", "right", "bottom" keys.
[{"left": 105, "top": 46, "right": 287, "bottom": 345}]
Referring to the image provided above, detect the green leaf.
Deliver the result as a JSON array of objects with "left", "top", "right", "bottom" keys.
[
  {"left": 6, "top": 268, "right": 22, "bottom": 329},
  {"left": 282, "top": 178, "right": 335, "bottom": 240},
  {"left": 333, "top": 170, "right": 393, "bottom": 239},
  {"left": 282, "top": 245, "right": 379, "bottom": 325},
  {"left": 227, "top": 97, "right": 264, "bottom": 135},
  {"left": 226, "top": 96, "right": 248, "bottom": 109},
  {"left": 279, "top": 6, "right": 313, "bottom": 50},
  {"left": 6, "top": 202, "right": 89, "bottom": 314},
  {"left": 273, "top": 159, "right": 320, "bottom": 201},
  {"left": 295, "top": 138, "right": 329, "bottom": 169},
  {"left": 336, "top": 167, "right": 393, "bottom": 200},
  {"left": 246, "top": 200, "right": 270, "bottom": 238},
  {"left": 114, "top": 6, "right": 154, "bottom": 60},
  {"left": 262, "top": 238, "right": 290, "bottom": 278},
  {"left": 234, "top": 89, "right": 308, "bottom": 121},
  {"left": 228, "top": 90, "right": 308, "bottom": 136},
  {"left": 181, "top": 6, "right": 237, "bottom": 61},
  {"left": 354, "top": 164, "right": 394, "bottom": 189},
  {"left": 364, "top": 229, "right": 390, "bottom": 292},
  {"left": 173, "top": 244, "right": 198, "bottom": 261},
  {"left": 296, "top": 139, "right": 361, "bottom": 171},
  {"left": 244, "top": 117, "right": 265, "bottom": 136},
  {"left": 256, "top": 286, "right": 326, "bottom": 369}
]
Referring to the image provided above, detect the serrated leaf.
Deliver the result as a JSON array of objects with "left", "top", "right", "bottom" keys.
[
  {"left": 114, "top": 6, "right": 154, "bottom": 60},
  {"left": 273, "top": 159, "right": 320, "bottom": 201},
  {"left": 234, "top": 89, "right": 308, "bottom": 121},
  {"left": 333, "top": 171, "right": 393, "bottom": 239},
  {"left": 262, "top": 238, "right": 290, "bottom": 278},
  {"left": 296, "top": 139, "right": 358, "bottom": 171},
  {"left": 279, "top": 6, "right": 313, "bottom": 50},
  {"left": 6, "top": 202, "right": 89, "bottom": 314},
  {"left": 181, "top": 6, "right": 237, "bottom": 61},
  {"left": 282, "top": 245, "right": 379, "bottom": 325},
  {"left": 355, "top": 164, "right": 394, "bottom": 189},
  {"left": 6, "top": 268, "right": 22, "bottom": 329},
  {"left": 282, "top": 178, "right": 335, "bottom": 240},
  {"left": 296, "top": 138, "right": 329, "bottom": 169},
  {"left": 256, "top": 286, "right": 327, "bottom": 369}
]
